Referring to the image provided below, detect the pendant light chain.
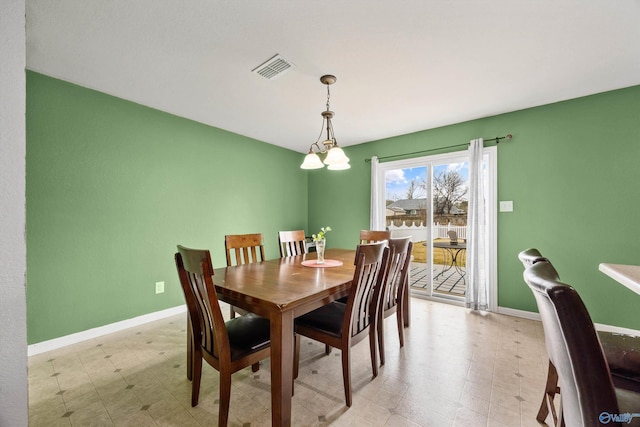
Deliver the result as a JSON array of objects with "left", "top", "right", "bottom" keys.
[
  {"left": 299, "top": 74, "right": 351, "bottom": 170},
  {"left": 326, "top": 84, "right": 331, "bottom": 111}
]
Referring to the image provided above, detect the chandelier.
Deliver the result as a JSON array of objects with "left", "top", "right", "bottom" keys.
[{"left": 300, "top": 75, "right": 351, "bottom": 170}]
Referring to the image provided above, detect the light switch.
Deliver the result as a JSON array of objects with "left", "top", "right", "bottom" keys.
[
  {"left": 155, "top": 281, "right": 165, "bottom": 294},
  {"left": 499, "top": 201, "right": 514, "bottom": 212}
]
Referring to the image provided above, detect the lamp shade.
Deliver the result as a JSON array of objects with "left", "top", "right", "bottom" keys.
[
  {"left": 323, "top": 146, "right": 350, "bottom": 166},
  {"left": 327, "top": 162, "right": 351, "bottom": 170},
  {"left": 300, "top": 152, "right": 324, "bottom": 169}
]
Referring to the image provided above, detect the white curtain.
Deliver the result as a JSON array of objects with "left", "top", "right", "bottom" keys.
[
  {"left": 370, "top": 156, "right": 380, "bottom": 229},
  {"left": 467, "top": 139, "right": 488, "bottom": 310}
]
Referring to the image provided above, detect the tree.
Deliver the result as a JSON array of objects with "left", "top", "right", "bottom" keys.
[
  {"left": 433, "top": 171, "right": 467, "bottom": 215},
  {"left": 404, "top": 179, "right": 419, "bottom": 200},
  {"left": 404, "top": 178, "right": 427, "bottom": 200}
]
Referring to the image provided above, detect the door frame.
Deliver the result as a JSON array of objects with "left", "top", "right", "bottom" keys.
[{"left": 374, "top": 146, "right": 498, "bottom": 311}]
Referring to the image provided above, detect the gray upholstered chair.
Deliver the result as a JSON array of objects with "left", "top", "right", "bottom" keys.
[{"left": 520, "top": 250, "right": 640, "bottom": 426}]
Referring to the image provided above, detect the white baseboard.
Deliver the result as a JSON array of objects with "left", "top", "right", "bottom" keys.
[
  {"left": 28, "top": 305, "right": 187, "bottom": 356},
  {"left": 497, "top": 306, "right": 541, "bottom": 321},
  {"left": 497, "top": 305, "right": 640, "bottom": 337}
]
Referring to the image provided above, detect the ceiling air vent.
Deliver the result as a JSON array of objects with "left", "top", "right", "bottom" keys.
[{"left": 252, "top": 54, "right": 295, "bottom": 80}]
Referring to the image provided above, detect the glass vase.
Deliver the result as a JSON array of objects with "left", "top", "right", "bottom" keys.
[{"left": 315, "top": 238, "right": 326, "bottom": 264}]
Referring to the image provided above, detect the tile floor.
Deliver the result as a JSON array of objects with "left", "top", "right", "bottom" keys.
[{"left": 28, "top": 298, "right": 552, "bottom": 426}]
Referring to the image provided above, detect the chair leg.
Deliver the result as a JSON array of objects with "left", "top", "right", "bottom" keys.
[
  {"left": 325, "top": 344, "right": 332, "bottom": 355},
  {"left": 402, "top": 277, "right": 411, "bottom": 327},
  {"left": 557, "top": 392, "right": 565, "bottom": 427},
  {"left": 537, "top": 360, "right": 560, "bottom": 425},
  {"left": 341, "top": 348, "right": 352, "bottom": 407},
  {"left": 218, "top": 371, "right": 232, "bottom": 427},
  {"left": 190, "top": 350, "right": 203, "bottom": 407},
  {"left": 377, "top": 313, "right": 386, "bottom": 366},
  {"left": 369, "top": 327, "right": 378, "bottom": 377},
  {"left": 396, "top": 308, "right": 405, "bottom": 347},
  {"left": 251, "top": 362, "right": 260, "bottom": 372},
  {"left": 229, "top": 306, "right": 236, "bottom": 319},
  {"left": 187, "top": 320, "right": 193, "bottom": 380}
]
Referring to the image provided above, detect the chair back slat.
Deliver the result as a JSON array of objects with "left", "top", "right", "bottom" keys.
[
  {"left": 360, "top": 229, "right": 391, "bottom": 244},
  {"left": 346, "top": 241, "right": 389, "bottom": 338},
  {"left": 381, "top": 237, "right": 413, "bottom": 312},
  {"left": 278, "top": 230, "right": 307, "bottom": 257},
  {"left": 225, "top": 233, "right": 265, "bottom": 266},
  {"left": 175, "top": 246, "right": 228, "bottom": 359}
]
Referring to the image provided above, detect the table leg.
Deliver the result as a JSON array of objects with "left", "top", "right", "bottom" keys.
[
  {"left": 452, "top": 249, "right": 466, "bottom": 284},
  {"left": 270, "top": 310, "right": 294, "bottom": 426},
  {"left": 434, "top": 247, "right": 454, "bottom": 281}
]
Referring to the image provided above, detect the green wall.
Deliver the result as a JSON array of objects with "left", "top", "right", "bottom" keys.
[
  {"left": 26, "top": 72, "right": 308, "bottom": 344},
  {"left": 27, "top": 71, "right": 640, "bottom": 343},
  {"left": 308, "top": 85, "right": 640, "bottom": 330}
]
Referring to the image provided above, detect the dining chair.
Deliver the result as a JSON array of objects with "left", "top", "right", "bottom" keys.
[
  {"left": 360, "top": 229, "right": 391, "bottom": 244},
  {"left": 175, "top": 245, "right": 271, "bottom": 427},
  {"left": 519, "top": 249, "right": 640, "bottom": 411},
  {"left": 293, "top": 241, "right": 390, "bottom": 407},
  {"left": 278, "top": 230, "right": 307, "bottom": 257},
  {"left": 521, "top": 258, "right": 640, "bottom": 426},
  {"left": 225, "top": 233, "right": 265, "bottom": 319},
  {"left": 377, "top": 236, "right": 413, "bottom": 365},
  {"left": 332, "top": 230, "right": 390, "bottom": 306}
]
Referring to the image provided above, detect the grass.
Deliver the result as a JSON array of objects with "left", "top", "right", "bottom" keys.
[{"left": 411, "top": 239, "right": 466, "bottom": 267}]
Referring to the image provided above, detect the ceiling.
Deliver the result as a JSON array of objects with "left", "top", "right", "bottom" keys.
[{"left": 26, "top": 1, "right": 640, "bottom": 153}]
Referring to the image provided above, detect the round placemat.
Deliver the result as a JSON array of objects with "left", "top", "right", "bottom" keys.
[{"left": 301, "top": 259, "right": 343, "bottom": 268}]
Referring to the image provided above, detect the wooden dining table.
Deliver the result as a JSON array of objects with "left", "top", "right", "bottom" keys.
[{"left": 212, "top": 248, "right": 357, "bottom": 426}]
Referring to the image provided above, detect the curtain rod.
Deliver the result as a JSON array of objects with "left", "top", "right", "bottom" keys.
[{"left": 364, "top": 134, "right": 512, "bottom": 163}]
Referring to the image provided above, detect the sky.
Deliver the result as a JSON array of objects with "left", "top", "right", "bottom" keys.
[{"left": 385, "top": 162, "right": 469, "bottom": 201}]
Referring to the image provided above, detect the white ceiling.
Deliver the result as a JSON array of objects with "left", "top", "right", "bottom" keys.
[{"left": 26, "top": 0, "right": 640, "bottom": 153}]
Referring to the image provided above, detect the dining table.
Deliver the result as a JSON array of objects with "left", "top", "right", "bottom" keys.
[
  {"left": 599, "top": 263, "right": 640, "bottom": 295},
  {"left": 213, "top": 248, "right": 357, "bottom": 426}
]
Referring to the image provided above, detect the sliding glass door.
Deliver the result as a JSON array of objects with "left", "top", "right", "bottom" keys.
[{"left": 374, "top": 148, "right": 496, "bottom": 307}]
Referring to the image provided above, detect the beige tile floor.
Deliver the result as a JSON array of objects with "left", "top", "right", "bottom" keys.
[{"left": 28, "top": 298, "right": 552, "bottom": 426}]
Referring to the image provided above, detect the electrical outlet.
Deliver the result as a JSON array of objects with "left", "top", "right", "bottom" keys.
[{"left": 155, "top": 281, "right": 165, "bottom": 294}]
